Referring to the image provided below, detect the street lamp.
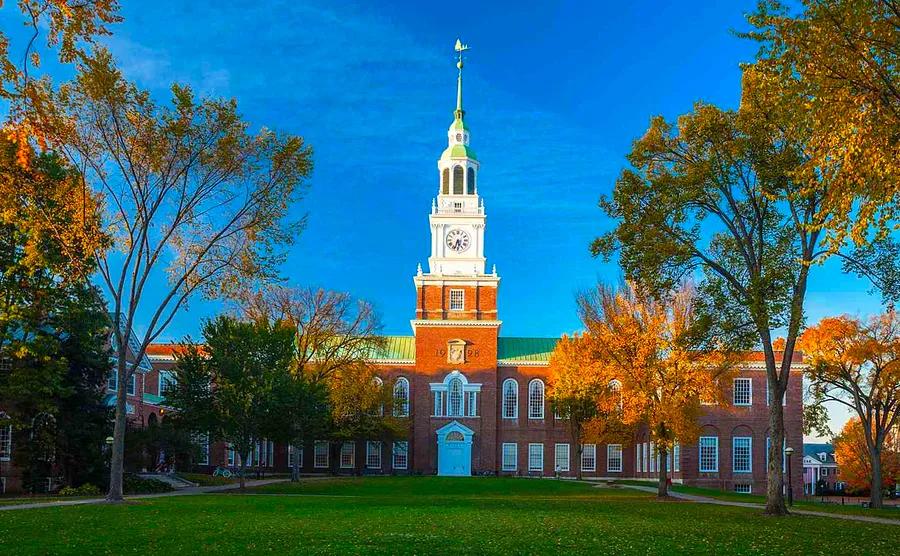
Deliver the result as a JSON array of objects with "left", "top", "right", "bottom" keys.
[{"left": 784, "top": 446, "right": 795, "bottom": 507}]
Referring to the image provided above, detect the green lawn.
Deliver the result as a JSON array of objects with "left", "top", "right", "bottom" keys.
[
  {"left": 0, "top": 476, "right": 894, "bottom": 554},
  {"left": 616, "top": 480, "right": 900, "bottom": 520}
]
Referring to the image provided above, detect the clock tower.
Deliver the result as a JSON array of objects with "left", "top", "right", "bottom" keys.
[{"left": 413, "top": 39, "right": 500, "bottom": 325}]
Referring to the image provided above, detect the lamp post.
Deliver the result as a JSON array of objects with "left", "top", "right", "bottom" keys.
[{"left": 784, "top": 446, "right": 794, "bottom": 507}]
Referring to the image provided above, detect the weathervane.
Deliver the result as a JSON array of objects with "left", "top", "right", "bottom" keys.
[
  {"left": 454, "top": 39, "right": 470, "bottom": 116},
  {"left": 454, "top": 38, "right": 470, "bottom": 70}
]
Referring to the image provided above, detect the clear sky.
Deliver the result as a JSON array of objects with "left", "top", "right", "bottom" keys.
[{"left": 2, "top": 1, "right": 884, "bottom": 439}]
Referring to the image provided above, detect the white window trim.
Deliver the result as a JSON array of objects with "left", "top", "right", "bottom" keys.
[
  {"left": 732, "top": 437, "right": 752, "bottom": 473},
  {"left": 582, "top": 444, "right": 597, "bottom": 472},
  {"left": 502, "top": 443, "right": 517, "bottom": 471},
  {"left": 528, "top": 443, "right": 543, "bottom": 472},
  {"left": 366, "top": 441, "right": 382, "bottom": 469},
  {"left": 733, "top": 378, "right": 752, "bottom": 407},
  {"left": 501, "top": 379, "right": 518, "bottom": 419},
  {"left": 393, "top": 377, "right": 410, "bottom": 417},
  {"left": 699, "top": 436, "right": 719, "bottom": 473},
  {"left": 449, "top": 289, "right": 465, "bottom": 311},
  {"left": 392, "top": 441, "right": 408, "bottom": 470},
  {"left": 555, "top": 443, "right": 570, "bottom": 472},
  {"left": 673, "top": 442, "right": 681, "bottom": 473},
  {"left": 429, "top": 371, "right": 481, "bottom": 417},
  {"left": 0, "top": 423, "right": 11, "bottom": 461},
  {"left": 607, "top": 444, "right": 623, "bottom": 473},
  {"left": 734, "top": 483, "right": 752, "bottom": 494},
  {"left": 528, "top": 379, "right": 545, "bottom": 420},
  {"left": 314, "top": 441, "right": 329, "bottom": 469},
  {"left": 340, "top": 442, "right": 355, "bottom": 469}
]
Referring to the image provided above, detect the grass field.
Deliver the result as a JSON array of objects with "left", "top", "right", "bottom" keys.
[{"left": 0, "top": 477, "right": 895, "bottom": 554}]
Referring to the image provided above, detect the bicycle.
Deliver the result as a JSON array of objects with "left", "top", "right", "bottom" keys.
[{"left": 212, "top": 466, "right": 233, "bottom": 478}]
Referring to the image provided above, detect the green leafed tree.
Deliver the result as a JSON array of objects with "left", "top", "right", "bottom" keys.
[{"left": 164, "top": 315, "right": 298, "bottom": 489}]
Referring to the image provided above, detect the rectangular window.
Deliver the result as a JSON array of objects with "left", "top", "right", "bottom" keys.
[
  {"left": 502, "top": 443, "right": 517, "bottom": 471},
  {"left": 392, "top": 441, "right": 408, "bottom": 470},
  {"left": 433, "top": 391, "right": 444, "bottom": 416},
  {"left": 449, "top": 289, "right": 465, "bottom": 311},
  {"left": 733, "top": 378, "right": 752, "bottom": 406},
  {"left": 635, "top": 445, "right": 641, "bottom": 473},
  {"left": 267, "top": 440, "right": 274, "bottom": 467},
  {"left": 159, "top": 371, "right": 176, "bottom": 396},
  {"left": 127, "top": 373, "right": 136, "bottom": 396},
  {"left": 227, "top": 444, "right": 235, "bottom": 466},
  {"left": 0, "top": 357, "right": 11, "bottom": 371},
  {"left": 107, "top": 369, "right": 118, "bottom": 393},
  {"left": 582, "top": 444, "right": 597, "bottom": 472},
  {"left": 607, "top": 444, "right": 623, "bottom": 473},
  {"left": 699, "top": 436, "right": 719, "bottom": 472},
  {"left": 673, "top": 442, "right": 681, "bottom": 472},
  {"left": 733, "top": 437, "right": 752, "bottom": 473},
  {"left": 555, "top": 443, "right": 570, "bottom": 472},
  {"left": 465, "top": 391, "right": 477, "bottom": 417},
  {"left": 528, "top": 443, "right": 543, "bottom": 472},
  {"left": 644, "top": 443, "right": 649, "bottom": 473},
  {"left": 340, "top": 442, "right": 355, "bottom": 469},
  {"left": 734, "top": 483, "right": 751, "bottom": 494},
  {"left": 650, "top": 443, "right": 656, "bottom": 473},
  {"left": 0, "top": 424, "right": 11, "bottom": 460},
  {"left": 314, "top": 441, "right": 329, "bottom": 469},
  {"left": 288, "top": 445, "right": 303, "bottom": 468},
  {"left": 366, "top": 441, "right": 382, "bottom": 469},
  {"left": 194, "top": 433, "right": 209, "bottom": 465}
]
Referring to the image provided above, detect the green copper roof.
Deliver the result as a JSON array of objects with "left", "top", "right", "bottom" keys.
[
  {"left": 367, "top": 336, "right": 558, "bottom": 364},
  {"left": 441, "top": 144, "right": 477, "bottom": 161},
  {"left": 370, "top": 335, "right": 416, "bottom": 361},
  {"left": 498, "top": 337, "right": 558, "bottom": 363}
]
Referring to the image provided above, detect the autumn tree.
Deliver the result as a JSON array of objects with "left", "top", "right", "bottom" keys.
[
  {"left": 236, "top": 285, "right": 389, "bottom": 479},
  {"left": 834, "top": 418, "right": 900, "bottom": 496},
  {"left": 165, "top": 316, "right": 298, "bottom": 490},
  {"left": 800, "top": 311, "right": 900, "bottom": 508},
  {"left": 578, "top": 282, "right": 734, "bottom": 497},
  {"left": 743, "top": 0, "right": 900, "bottom": 248},
  {"left": 594, "top": 96, "right": 836, "bottom": 513},
  {"left": 548, "top": 333, "right": 627, "bottom": 480},
  {"left": 29, "top": 50, "right": 314, "bottom": 501}
]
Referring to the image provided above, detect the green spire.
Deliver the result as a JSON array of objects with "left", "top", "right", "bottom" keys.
[{"left": 454, "top": 38, "right": 469, "bottom": 125}]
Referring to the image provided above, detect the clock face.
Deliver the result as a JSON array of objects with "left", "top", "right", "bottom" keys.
[{"left": 446, "top": 229, "right": 471, "bottom": 252}]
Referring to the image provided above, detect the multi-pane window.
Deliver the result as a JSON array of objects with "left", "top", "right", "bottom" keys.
[
  {"left": 644, "top": 443, "right": 650, "bottom": 473},
  {"left": 314, "top": 441, "right": 329, "bottom": 468},
  {"left": 108, "top": 369, "right": 118, "bottom": 393},
  {"left": 287, "top": 445, "right": 303, "bottom": 468},
  {"left": 650, "top": 443, "right": 656, "bottom": 473},
  {"left": 0, "top": 423, "right": 11, "bottom": 460},
  {"left": 0, "top": 358, "right": 11, "bottom": 371},
  {"left": 466, "top": 391, "right": 479, "bottom": 418},
  {"left": 733, "top": 378, "right": 752, "bottom": 406},
  {"left": 582, "top": 444, "right": 597, "bottom": 472},
  {"left": 159, "top": 371, "right": 176, "bottom": 396},
  {"left": 433, "top": 391, "right": 444, "bottom": 416},
  {"left": 607, "top": 444, "right": 623, "bottom": 472},
  {"left": 528, "top": 379, "right": 544, "bottom": 419},
  {"left": 448, "top": 378, "right": 463, "bottom": 417},
  {"left": 555, "top": 443, "right": 570, "bottom": 472},
  {"left": 227, "top": 444, "right": 236, "bottom": 466},
  {"left": 733, "top": 437, "right": 752, "bottom": 473},
  {"left": 393, "top": 378, "right": 410, "bottom": 417},
  {"left": 194, "top": 433, "right": 209, "bottom": 465},
  {"left": 392, "top": 441, "right": 408, "bottom": 470},
  {"left": 366, "top": 441, "right": 382, "bottom": 469},
  {"left": 528, "top": 443, "right": 543, "bottom": 472},
  {"left": 502, "top": 379, "right": 518, "bottom": 419},
  {"left": 502, "top": 443, "right": 517, "bottom": 471},
  {"left": 127, "top": 374, "right": 136, "bottom": 396},
  {"left": 734, "top": 483, "right": 751, "bottom": 494},
  {"left": 340, "top": 442, "right": 355, "bottom": 469},
  {"left": 673, "top": 442, "right": 681, "bottom": 472},
  {"left": 699, "top": 436, "right": 719, "bottom": 472},
  {"left": 449, "top": 289, "right": 465, "bottom": 311}
]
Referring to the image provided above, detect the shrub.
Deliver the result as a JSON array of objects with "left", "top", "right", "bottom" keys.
[
  {"left": 58, "top": 483, "right": 102, "bottom": 497},
  {"left": 122, "top": 474, "right": 174, "bottom": 495}
]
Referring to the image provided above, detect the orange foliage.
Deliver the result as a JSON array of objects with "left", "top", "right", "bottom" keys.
[{"left": 833, "top": 418, "right": 900, "bottom": 493}]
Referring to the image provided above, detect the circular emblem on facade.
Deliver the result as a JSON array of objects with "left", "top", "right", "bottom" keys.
[{"left": 446, "top": 229, "right": 471, "bottom": 252}]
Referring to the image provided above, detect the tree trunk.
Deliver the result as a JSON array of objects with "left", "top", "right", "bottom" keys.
[
  {"left": 291, "top": 444, "right": 300, "bottom": 482},
  {"left": 765, "top": 394, "right": 788, "bottom": 515},
  {"left": 658, "top": 445, "right": 668, "bottom": 498},
  {"left": 239, "top": 451, "right": 248, "bottom": 490},
  {"left": 106, "top": 354, "right": 128, "bottom": 502},
  {"left": 869, "top": 446, "right": 883, "bottom": 509}
]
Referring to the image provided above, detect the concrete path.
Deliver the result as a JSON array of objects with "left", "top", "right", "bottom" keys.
[
  {"left": 619, "top": 483, "right": 900, "bottom": 526},
  {"left": 0, "top": 478, "right": 289, "bottom": 512}
]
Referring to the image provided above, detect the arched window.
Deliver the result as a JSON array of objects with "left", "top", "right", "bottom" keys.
[
  {"left": 466, "top": 167, "right": 476, "bottom": 194},
  {"left": 373, "top": 377, "right": 384, "bottom": 416},
  {"left": 502, "top": 379, "right": 518, "bottom": 419},
  {"left": 442, "top": 168, "right": 450, "bottom": 195},
  {"left": 446, "top": 431, "right": 464, "bottom": 441},
  {"left": 528, "top": 379, "right": 544, "bottom": 419},
  {"left": 448, "top": 377, "right": 463, "bottom": 416},
  {"left": 393, "top": 377, "right": 410, "bottom": 417},
  {"left": 453, "top": 165, "right": 464, "bottom": 194}
]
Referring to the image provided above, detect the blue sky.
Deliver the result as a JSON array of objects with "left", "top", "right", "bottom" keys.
[{"left": 3, "top": 1, "right": 883, "bottom": 438}]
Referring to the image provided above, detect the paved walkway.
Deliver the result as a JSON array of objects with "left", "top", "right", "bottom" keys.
[
  {"left": 618, "top": 483, "right": 900, "bottom": 526},
  {"left": 0, "top": 478, "right": 289, "bottom": 512}
]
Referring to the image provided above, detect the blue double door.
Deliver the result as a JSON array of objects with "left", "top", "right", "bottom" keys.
[{"left": 436, "top": 421, "right": 473, "bottom": 476}]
